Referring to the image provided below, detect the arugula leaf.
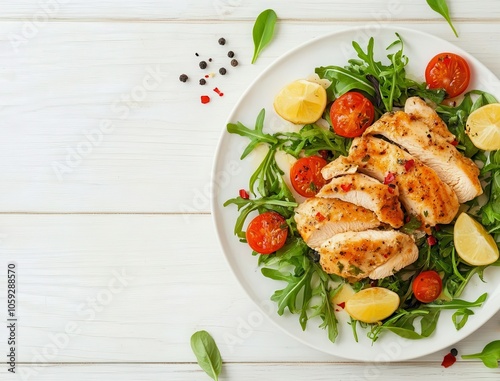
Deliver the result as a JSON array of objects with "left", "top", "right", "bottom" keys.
[
  {"left": 251, "top": 9, "right": 277, "bottom": 64},
  {"left": 452, "top": 308, "right": 474, "bottom": 331},
  {"left": 426, "top": 0, "right": 458, "bottom": 37},
  {"left": 400, "top": 215, "right": 422, "bottom": 234},
  {"left": 316, "top": 34, "right": 445, "bottom": 113},
  {"left": 190, "top": 331, "right": 222, "bottom": 381},
  {"left": 426, "top": 292, "right": 487, "bottom": 309},
  {"left": 462, "top": 340, "right": 500, "bottom": 368},
  {"left": 227, "top": 109, "right": 278, "bottom": 159},
  {"left": 315, "top": 66, "right": 376, "bottom": 98}
]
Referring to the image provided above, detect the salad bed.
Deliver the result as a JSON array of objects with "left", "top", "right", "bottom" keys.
[{"left": 224, "top": 34, "right": 500, "bottom": 344}]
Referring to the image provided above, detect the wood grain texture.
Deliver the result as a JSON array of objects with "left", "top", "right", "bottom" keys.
[
  {"left": 1, "top": 362, "right": 499, "bottom": 380},
  {"left": 1, "top": 0, "right": 500, "bottom": 377},
  {"left": 0, "top": 214, "right": 499, "bottom": 364},
  {"left": 1, "top": 22, "right": 499, "bottom": 213},
  {"left": 1, "top": 0, "right": 500, "bottom": 21}
]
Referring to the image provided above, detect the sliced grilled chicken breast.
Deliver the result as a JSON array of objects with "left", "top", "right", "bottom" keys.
[
  {"left": 320, "top": 155, "right": 358, "bottom": 179},
  {"left": 344, "top": 136, "right": 459, "bottom": 228},
  {"left": 365, "top": 110, "right": 482, "bottom": 203},
  {"left": 404, "top": 97, "right": 456, "bottom": 142},
  {"left": 294, "top": 197, "right": 380, "bottom": 248},
  {"left": 316, "top": 173, "right": 404, "bottom": 228},
  {"left": 319, "top": 230, "right": 418, "bottom": 282}
]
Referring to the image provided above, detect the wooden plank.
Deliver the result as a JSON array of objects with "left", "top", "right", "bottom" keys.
[
  {"left": 2, "top": 362, "right": 499, "bottom": 380},
  {"left": 1, "top": 0, "right": 500, "bottom": 21},
  {"left": 1, "top": 21, "right": 500, "bottom": 213},
  {"left": 1, "top": 214, "right": 499, "bottom": 363}
]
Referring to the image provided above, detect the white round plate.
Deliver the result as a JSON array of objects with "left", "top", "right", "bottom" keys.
[{"left": 211, "top": 26, "right": 500, "bottom": 361}]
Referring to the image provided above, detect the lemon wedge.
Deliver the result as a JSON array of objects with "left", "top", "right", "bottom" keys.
[
  {"left": 466, "top": 103, "right": 500, "bottom": 150},
  {"left": 345, "top": 287, "right": 400, "bottom": 324},
  {"left": 273, "top": 79, "right": 327, "bottom": 124},
  {"left": 454, "top": 212, "right": 499, "bottom": 266}
]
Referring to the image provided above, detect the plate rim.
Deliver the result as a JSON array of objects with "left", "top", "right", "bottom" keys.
[{"left": 210, "top": 25, "right": 500, "bottom": 361}]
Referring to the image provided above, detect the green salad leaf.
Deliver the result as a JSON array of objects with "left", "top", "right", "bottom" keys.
[
  {"left": 190, "top": 331, "right": 222, "bottom": 381},
  {"left": 426, "top": 0, "right": 458, "bottom": 37},
  {"left": 251, "top": 9, "right": 278, "bottom": 64},
  {"left": 463, "top": 340, "right": 500, "bottom": 368}
]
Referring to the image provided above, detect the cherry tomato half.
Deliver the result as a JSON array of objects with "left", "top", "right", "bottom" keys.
[
  {"left": 330, "top": 92, "right": 375, "bottom": 138},
  {"left": 290, "top": 156, "right": 328, "bottom": 197},
  {"left": 412, "top": 270, "right": 443, "bottom": 303},
  {"left": 246, "top": 211, "right": 288, "bottom": 255},
  {"left": 425, "top": 52, "right": 471, "bottom": 98}
]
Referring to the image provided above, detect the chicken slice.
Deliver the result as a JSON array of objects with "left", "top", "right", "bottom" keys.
[
  {"left": 294, "top": 197, "right": 380, "bottom": 248},
  {"left": 316, "top": 173, "right": 404, "bottom": 228},
  {"left": 338, "top": 136, "right": 460, "bottom": 228},
  {"left": 319, "top": 230, "right": 418, "bottom": 282},
  {"left": 404, "top": 97, "right": 456, "bottom": 142},
  {"left": 320, "top": 155, "right": 358, "bottom": 179},
  {"left": 365, "top": 110, "right": 482, "bottom": 203}
]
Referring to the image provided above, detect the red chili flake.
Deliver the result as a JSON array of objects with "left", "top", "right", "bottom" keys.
[
  {"left": 239, "top": 189, "right": 249, "bottom": 199},
  {"left": 387, "top": 184, "right": 396, "bottom": 194},
  {"left": 340, "top": 183, "right": 352, "bottom": 192},
  {"left": 201, "top": 95, "right": 210, "bottom": 104},
  {"left": 337, "top": 302, "right": 345, "bottom": 309},
  {"left": 427, "top": 235, "right": 437, "bottom": 246},
  {"left": 405, "top": 215, "right": 411, "bottom": 223},
  {"left": 384, "top": 172, "right": 396, "bottom": 184},
  {"left": 318, "top": 150, "right": 329, "bottom": 160},
  {"left": 204, "top": 74, "right": 209, "bottom": 78},
  {"left": 404, "top": 159, "right": 415, "bottom": 172},
  {"left": 451, "top": 139, "right": 459, "bottom": 146},
  {"left": 213, "top": 87, "right": 224, "bottom": 97},
  {"left": 434, "top": 225, "right": 441, "bottom": 231},
  {"left": 315, "top": 212, "right": 326, "bottom": 222},
  {"left": 441, "top": 352, "right": 456, "bottom": 368}
]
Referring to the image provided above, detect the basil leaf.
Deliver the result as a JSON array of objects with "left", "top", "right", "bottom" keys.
[
  {"left": 190, "top": 330, "right": 222, "bottom": 381},
  {"left": 463, "top": 340, "right": 500, "bottom": 368},
  {"left": 251, "top": 9, "right": 277, "bottom": 64},
  {"left": 426, "top": 0, "right": 458, "bottom": 37}
]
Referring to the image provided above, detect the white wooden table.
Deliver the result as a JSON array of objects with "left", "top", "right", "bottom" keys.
[{"left": 1, "top": 1, "right": 500, "bottom": 379}]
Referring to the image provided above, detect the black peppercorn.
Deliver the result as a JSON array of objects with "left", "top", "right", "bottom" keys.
[
  {"left": 227, "top": 51, "right": 235, "bottom": 58},
  {"left": 199, "top": 78, "right": 206, "bottom": 85},
  {"left": 218, "top": 37, "right": 226, "bottom": 45},
  {"left": 231, "top": 59, "right": 238, "bottom": 67},
  {"left": 195, "top": 52, "right": 199, "bottom": 57},
  {"left": 179, "top": 74, "right": 188, "bottom": 82},
  {"left": 209, "top": 58, "right": 212, "bottom": 62},
  {"left": 199, "top": 61, "right": 207, "bottom": 69},
  {"left": 450, "top": 348, "right": 458, "bottom": 357},
  {"left": 219, "top": 67, "right": 227, "bottom": 75}
]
